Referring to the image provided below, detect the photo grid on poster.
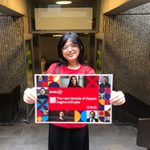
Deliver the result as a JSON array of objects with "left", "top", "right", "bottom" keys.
[{"left": 35, "top": 74, "right": 113, "bottom": 124}]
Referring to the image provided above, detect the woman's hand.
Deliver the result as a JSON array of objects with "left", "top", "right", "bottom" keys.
[
  {"left": 110, "top": 91, "right": 126, "bottom": 106},
  {"left": 23, "top": 87, "right": 37, "bottom": 104}
]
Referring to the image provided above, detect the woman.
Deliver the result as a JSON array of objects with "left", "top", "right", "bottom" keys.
[
  {"left": 23, "top": 32, "right": 125, "bottom": 150},
  {"left": 68, "top": 76, "right": 81, "bottom": 87}
]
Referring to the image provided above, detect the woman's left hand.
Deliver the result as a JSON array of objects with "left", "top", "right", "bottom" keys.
[{"left": 110, "top": 91, "right": 126, "bottom": 106}]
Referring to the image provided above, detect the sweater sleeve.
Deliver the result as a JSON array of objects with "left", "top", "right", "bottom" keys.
[{"left": 46, "top": 63, "right": 57, "bottom": 74}]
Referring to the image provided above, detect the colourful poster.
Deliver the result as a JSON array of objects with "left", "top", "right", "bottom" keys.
[{"left": 35, "top": 74, "right": 113, "bottom": 124}]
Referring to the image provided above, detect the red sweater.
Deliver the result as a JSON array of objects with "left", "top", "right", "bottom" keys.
[{"left": 47, "top": 63, "right": 95, "bottom": 128}]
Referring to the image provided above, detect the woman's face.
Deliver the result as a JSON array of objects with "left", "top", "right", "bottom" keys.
[
  {"left": 71, "top": 77, "right": 77, "bottom": 85},
  {"left": 62, "top": 39, "right": 80, "bottom": 63}
]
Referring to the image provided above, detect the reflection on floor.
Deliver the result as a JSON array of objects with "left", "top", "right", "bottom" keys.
[{"left": 0, "top": 113, "right": 146, "bottom": 150}]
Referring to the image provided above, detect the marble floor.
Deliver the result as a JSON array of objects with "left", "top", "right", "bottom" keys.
[{"left": 0, "top": 113, "right": 147, "bottom": 150}]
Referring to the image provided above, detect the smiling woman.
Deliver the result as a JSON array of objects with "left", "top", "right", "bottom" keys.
[
  {"left": 56, "top": 32, "right": 85, "bottom": 67},
  {"left": 23, "top": 32, "right": 125, "bottom": 150},
  {"left": 61, "top": 40, "right": 80, "bottom": 67},
  {"left": 68, "top": 76, "right": 81, "bottom": 87}
]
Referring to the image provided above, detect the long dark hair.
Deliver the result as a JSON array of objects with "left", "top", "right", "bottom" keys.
[
  {"left": 68, "top": 76, "right": 81, "bottom": 87},
  {"left": 57, "top": 32, "right": 84, "bottom": 66}
]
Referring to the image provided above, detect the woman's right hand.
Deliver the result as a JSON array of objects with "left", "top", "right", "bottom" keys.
[{"left": 23, "top": 87, "right": 37, "bottom": 104}]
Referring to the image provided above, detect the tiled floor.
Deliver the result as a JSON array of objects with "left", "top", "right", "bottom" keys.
[
  {"left": 0, "top": 113, "right": 147, "bottom": 150},
  {"left": 89, "top": 124, "right": 146, "bottom": 150}
]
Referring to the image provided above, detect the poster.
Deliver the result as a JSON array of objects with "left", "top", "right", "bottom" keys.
[{"left": 35, "top": 74, "right": 113, "bottom": 124}]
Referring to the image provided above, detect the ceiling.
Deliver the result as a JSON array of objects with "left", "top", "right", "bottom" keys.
[{"left": 31, "top": 0, "right": 96, "bottom": 7}]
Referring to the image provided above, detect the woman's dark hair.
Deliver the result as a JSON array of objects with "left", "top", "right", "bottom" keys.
[
  {"left": 68, "top": 76, "right": 80, "bottom": 87},
  {"left": 57, "top": 32, "right": 84, "bottom": 66}
]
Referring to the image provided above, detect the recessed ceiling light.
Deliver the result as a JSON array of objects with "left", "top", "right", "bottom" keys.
[
  {"left": 56, "top": 1, "right": 72, "bottom": 5},
  {"left": 53, "top": 34, "right": 63, "bottom": 37}
]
